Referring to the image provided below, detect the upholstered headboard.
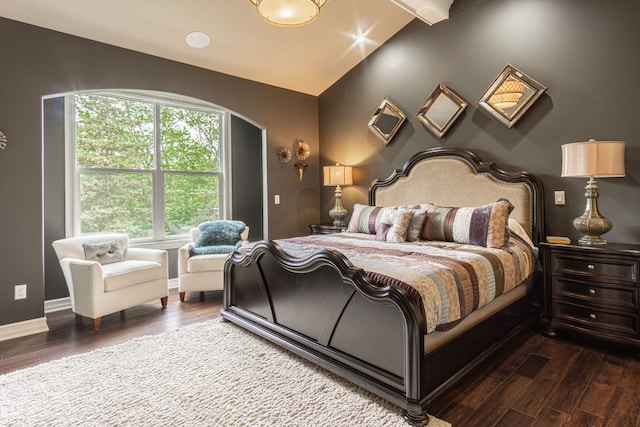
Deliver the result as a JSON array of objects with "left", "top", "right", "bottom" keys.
[{"left": 370, "top": 148, "right": 544, "bottom": 244}]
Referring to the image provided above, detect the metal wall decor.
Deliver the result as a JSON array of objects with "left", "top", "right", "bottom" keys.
[
  {"left": 277, "top": 146, "right": 292, "bottom": 164},
  {"left": 0, "top": 131, "right": 7, "bottom": 150},
  {"left": 416, "top": 84, "right": 468, "bottom": 138},
  {"left": 368, "top": 98, "right": 406, "bottom": 145},
  {"left": 478, "top": 64, "right": 547, "bottom": 128},
  {"left": 293, "top": 138, "right": 310, "bottom": 182}
]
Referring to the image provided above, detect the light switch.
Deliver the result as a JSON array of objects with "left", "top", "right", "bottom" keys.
[
  {"left": 554, "top": 191, "right": 565, "bottom": 206},
  {"left": 274, "top": 194, "right": 280, "bottom": 205}
]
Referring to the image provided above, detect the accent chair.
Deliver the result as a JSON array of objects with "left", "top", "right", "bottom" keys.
[
  {"left": 178, "top": 220, "right": 249, "bottom": 302},
  {"left": 52, "top": 233, "right": 169, "bottom": 330}
]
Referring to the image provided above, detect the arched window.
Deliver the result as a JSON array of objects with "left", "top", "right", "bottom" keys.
[{"left": 66, "top": 91, "right": 228, "bottom": 242}]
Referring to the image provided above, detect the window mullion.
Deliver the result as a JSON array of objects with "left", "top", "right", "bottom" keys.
[{"left": 153, "top": 103, "right": 164, "bottom": 241}]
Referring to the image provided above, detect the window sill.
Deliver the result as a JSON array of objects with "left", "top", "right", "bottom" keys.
[{"left": 131, "top": 238, "right": 191, "bottom": 250}]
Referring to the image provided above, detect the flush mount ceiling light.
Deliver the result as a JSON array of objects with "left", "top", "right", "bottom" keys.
[
  {"left": 249, "top": 0, "right": 328, "bottom": 27},
  {"left": 185, "top": 31, "right": 210, "bottom": 48}
]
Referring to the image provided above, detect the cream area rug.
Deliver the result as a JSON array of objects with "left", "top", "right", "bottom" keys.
[{"left": 0, "top": 320, "right": 451, "bottom": 427}]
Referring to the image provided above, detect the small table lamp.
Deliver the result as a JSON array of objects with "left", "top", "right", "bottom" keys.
[
  {"left": 561, "top": 139, "right": 626, "bottom": 246},
  {"left": 323, "top": 164, "right": 353, "bottom": 227}
]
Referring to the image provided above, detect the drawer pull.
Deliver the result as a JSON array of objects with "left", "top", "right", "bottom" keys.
[
  {"left": 587, "top": 264, "right": 595, "bottom": 271},
  {"left": 589, "top": 313, "right": 597, "bottom": 320},
  {"left": 588, "top": 288, "right": 596, "bottom": 295}
]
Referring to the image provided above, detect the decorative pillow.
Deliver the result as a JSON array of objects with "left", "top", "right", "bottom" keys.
[
  {"left": 420, "top": 199, "right": 514, "bottom": 248},
  {"left": 375, "top": 223, "right": 391, "bottom": 241},
  {"left": 347, "top": 204, "right": 389, "bottom": 234},
  {"left": 381, "top": 208, "right": 415, "bottom": 243},
  {"left": 195, "top": 220, "right": 246, "bottom": 248},
  {"left": 405, "top": 208, "right": 427, "bottom": 242},
  {"left": 82, "top": 240, "right": 124, "bottom": 265},
  {"left": 508, "top": 217, "right": 534, "bottom": 247}
]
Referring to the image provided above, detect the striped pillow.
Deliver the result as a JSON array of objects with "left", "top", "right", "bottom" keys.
[
  {"left": 347, "top": 204, "right": 416, "bottom": 243},
  {"left": 420, "top": 199, "right": 514, "bottom": 248},
  {"left": 347, "top": 204, "right": 393, "bottom": 234}
]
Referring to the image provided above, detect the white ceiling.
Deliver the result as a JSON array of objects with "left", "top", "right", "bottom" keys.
[{"left": 0, "top": 0, "right": 416, "bottom": 96}]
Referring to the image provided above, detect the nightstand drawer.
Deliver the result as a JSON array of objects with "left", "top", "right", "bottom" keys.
[
  {"left": 553, "top": 300, "right": 640, "bottom": 336},
  {"left": 551, "top": 253, "right": 638, "bottom": 283},
  {"left": 552, "top": 277, "right": 639, "bottom": 310}
]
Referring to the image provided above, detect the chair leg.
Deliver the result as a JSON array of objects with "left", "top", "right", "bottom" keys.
[
  {"left": 92, "top": 317, "right": 102, "bottom": 330},
  {"left": 161, "top": 296, "right": 168, "bottom": 307},
  {"left": 179, "top": 292, "right": 186, "bottom": 302}
]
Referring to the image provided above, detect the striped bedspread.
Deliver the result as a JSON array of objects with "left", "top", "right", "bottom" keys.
[{"left": 275, "top": 232, "right": 538, "bottom": 334}]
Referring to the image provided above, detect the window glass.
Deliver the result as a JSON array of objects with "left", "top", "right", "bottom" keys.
[
  {"left": 164, "top": 174, "right": 220, "bottom": 236},
  {"left": 71, "top": 92, "right": 224, "bottom": 241},
  {"left": 79, "top": 172, "right": 153, "bottom": 238},
  {"left": 160, "top": 106, "right": 220, "bottom": 172},
  {"left": 75, "top": 94, "right": 154, "bottom": 169}
]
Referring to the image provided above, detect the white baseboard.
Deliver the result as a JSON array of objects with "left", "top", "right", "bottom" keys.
[
  {"left": 44, "top": 297, "right": 72, "bottom": 314},
  {"left": 0, "top": 317, "right": 49, "bottom": 342},
  {"left": 44, "top": 278, "right": 180, "bottom": 314}
]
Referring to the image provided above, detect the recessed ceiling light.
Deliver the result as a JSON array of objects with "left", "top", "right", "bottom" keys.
[
  {"left": 186, "top": 31, "right": 210, "bottom": 48},
  {"left": 355, "top": 34, "right": 366, "bottom": 44}
]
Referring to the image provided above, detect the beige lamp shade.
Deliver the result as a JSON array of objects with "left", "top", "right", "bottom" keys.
[
  {"left": 561, "top": 140, "right": 626, "bottom": 178},
  {"left": 323, "top": 164, "right": 353, "bottom": 186}
]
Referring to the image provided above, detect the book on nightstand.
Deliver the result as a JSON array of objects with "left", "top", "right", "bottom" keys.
[{"left": 546, "top": 236, "right": 571, "bottom": 244}]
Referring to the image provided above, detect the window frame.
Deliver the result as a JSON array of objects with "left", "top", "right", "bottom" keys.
[{"left": 64, "top": 91, "right": 230, "bottom": 248}]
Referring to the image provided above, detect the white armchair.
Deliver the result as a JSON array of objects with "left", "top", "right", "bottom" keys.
[
  {"left": 52, "top": 233, "right": 169, "bottom": 330},
  {"left": 178, "top": 221, "right": 249, "bottom": 302}
]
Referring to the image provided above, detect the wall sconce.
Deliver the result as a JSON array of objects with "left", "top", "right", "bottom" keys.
[
  {"left": 323, "top": 164, "right": 353, "bottom": 226},
  {"left": 0, "top": 131, "right": 7, "bottom": 150},
  {"left": 561, "top": 139, "right": 626, "bottom": 246},
  {"left": 295, "top": 163, "right": 308, "bottom": 182},
  {"left": 293, "top": 139, "right": 310, "bottom": 182}
]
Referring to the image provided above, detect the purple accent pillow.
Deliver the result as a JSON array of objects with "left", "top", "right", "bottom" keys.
[{"left": 375, "top": 223, "right": 391, "bottom": 241}]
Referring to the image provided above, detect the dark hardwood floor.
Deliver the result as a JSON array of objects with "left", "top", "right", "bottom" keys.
[{"left": 2, "top": 289, "right": 640, "bottom": 426}]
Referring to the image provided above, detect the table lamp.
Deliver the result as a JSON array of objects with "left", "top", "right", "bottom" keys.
[
  {"left": 561, "top": 139, "right": 626, "bottom": 246},
  {"left": 323, "top": 164, "right": 353, "bottom": 227}
]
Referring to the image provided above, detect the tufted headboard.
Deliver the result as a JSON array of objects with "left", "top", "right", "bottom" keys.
[{"left": 369, "top": 147, "right": 544, "bottom": 244}]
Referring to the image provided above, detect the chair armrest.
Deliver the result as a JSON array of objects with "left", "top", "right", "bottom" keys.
[
  {"left": 59, "top": 259, "right": 105, "bottom": 316},
  {"left": 124, "top": 247, "right": 166, "bottom": 264},
  {"left": 178, "top": 243, "right": 192, "bottom": 275},
  {"left": 124, "top": 248, "right": 168, "bottom": 279}
]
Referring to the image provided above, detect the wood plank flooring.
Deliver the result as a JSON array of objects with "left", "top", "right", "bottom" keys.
[{"left": 2, "top": 289, "right": 640, "bottom": 426}]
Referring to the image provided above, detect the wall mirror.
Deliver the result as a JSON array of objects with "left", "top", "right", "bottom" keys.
[
  {"left": 416, "top": 84, "right": 467, "bottom": 138},
  {"left": 368, "top": 98, "right": 406, "bottom": 145},
  {"left": 478, "top": 64, "right": 547, "bottom": 128}
]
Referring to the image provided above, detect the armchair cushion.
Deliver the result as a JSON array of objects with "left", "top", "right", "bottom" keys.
[
  {"left": 195, "top": 220, "right": 247, "bottom": 248},
  {"left": 102, "top": 260, "right": 165, "bottom": 292},
  {"left": 82, "top": 240, "right": 124, "bottom": 265}
]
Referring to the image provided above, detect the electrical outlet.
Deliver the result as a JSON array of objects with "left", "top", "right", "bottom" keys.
[
  {"left": 15, "top": 284, "right": 27, "bottom": 300},
  {"left": 554, "top": 191, "right": 565, "bottom": 206},
  {"left": 274, "top": 194, "right": 280, "bottom": 205}
]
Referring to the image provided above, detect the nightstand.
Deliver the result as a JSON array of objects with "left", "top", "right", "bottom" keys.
[
  {"left": 540, "top": 242, "right": 640, "bottom": 352},
  {"left": 309, "top": 223, "right": 346, "bottom": 235}
]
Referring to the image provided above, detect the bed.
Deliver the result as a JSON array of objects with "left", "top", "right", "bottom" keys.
[{"left": 221, "top": 147, "right": 544, "bottom": 425}]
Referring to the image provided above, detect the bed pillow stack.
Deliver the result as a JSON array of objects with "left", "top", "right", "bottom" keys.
[{"left": 346, "top": 199, "right": 514, "bottom": 248}]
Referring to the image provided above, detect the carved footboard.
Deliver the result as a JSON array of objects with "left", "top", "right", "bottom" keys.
[{"left": 221, "top": 240, "right": 430, "bottom": 425}]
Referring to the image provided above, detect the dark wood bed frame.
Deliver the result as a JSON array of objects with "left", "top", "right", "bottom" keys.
[{"left": 221, "top": 147, "right": 545, "bottom": 425}]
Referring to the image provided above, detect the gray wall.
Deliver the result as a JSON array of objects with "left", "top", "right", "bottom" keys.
[
  {"left": 0, "top": 17, "right": 321, "bottom": 326},
  {"left": 319, "top": 0, "right": 640, "bottom": 244}
]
